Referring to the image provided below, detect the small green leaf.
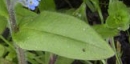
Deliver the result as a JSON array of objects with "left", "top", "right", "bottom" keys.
[
  {"left": 27, "top": 52, "right": 40, "bottom": 64},
  {"left": 39, "top": 0, "right": 56, "bottom": 11},
  {"left": 73, "top": 3, "right": 87, "bottom": 21},
  {"left": 13, "top": 11, "right": 114, "bottom": 60},
  {"left": 55, "top": 56, "right": 74, "bottom": 64},
  {"left": 90, "top": 0, "right": 99, "bottom": 10},
  {"left": 0, "top": 44, "right": 5, "bottom": 57},
  {"left": 5, "top": 47, "right": 16, "bottom": 61},
  {"left": 0, "top": 58, "right": 13, "bottom": 64},
  {"left": 108, "top": 1, "right": 128, "bottom": 15},
  {"left": 93, "top": 25, "right": 119, "bottom": 39},
  {"left": 0, "top": 16, "right": 7, "bottom": 34},
  {"left": 0, "top": 0, "right": 8, "bottom": 18},
  {"left": 106, "top": 1, "right": 130, "bottom": 31}
]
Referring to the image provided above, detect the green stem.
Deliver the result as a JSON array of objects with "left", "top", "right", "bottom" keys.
[
  {"left": 98, "top": 8, "right": 104, "bottom": 24},
  {"left": 34, "top": 57, "right": 44, "bottom": 64},
  {"left": 5, "top": 0, "right": 27, "bottom": 64},
  {"left": 49, "top": 54, "right": 57, "bottom": 64},
  {"left": 110, "top": 37, "right": 122, "bottom": 64},
  {"left": 84, "top": 0, "right": 96, "bottom": 12},
  {"left": 0, "top": 35, "right": 14, "bottom": 50},
  {"left": 101, "top": 60, "right": 107, "bottom": 64}
]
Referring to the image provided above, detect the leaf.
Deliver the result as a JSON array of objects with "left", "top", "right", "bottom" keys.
[
  {"left": 15, "top": 4, "right": 37, "bottom": 25},
  {"left": 0, "top": 0, "right": 8, "bottom": 18},
  {"left": 74, "top": 3, "right": 87, "bottom": 21},
  {"left": 13, "top": 11, "right": 114, "bottom": 60},
  {"left": 84, "top": 0, "right": 96, "bottom": 12},
  {"left": 55, "top": 56, "right": 74, "bottom": 64},
  {"left": 93, "top": 25, "right": 119, "bottom": 39},
  {"left": 0, "top": 58, "right": 13, "bottom": 64},
  {"left": 39, "top": 0, "right": 56, "bottom": 11},
  {"left": 0, "top": 44, "right": 5, "bottom": 57},
  {"left": 90, "top": 0, "right": 99, "bottom": 10},
  {"left": 0, "top": 16, "right": 7, "bottom": 34},
  {"left": 108, "top": 1, "right": 128, "bottom": 15},
  {"left": 27, "top": 52, "right": 40, "bottom": 64},
  {"left": 5, "top": 47, "right": 16, "bottom": 61},
  {"left": 44, "top": 52, "right": 50, "bottom": 64},
  {"left": 106, "top": 1, "right": 130, "bottom": 31},
  {"left": 15, "top": 4, "right": 37, "bottom": 17}
]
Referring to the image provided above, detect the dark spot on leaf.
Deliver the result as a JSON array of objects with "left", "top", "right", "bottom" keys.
[{"left": 82, "top": 48, "right": 85, "bottom": 52}]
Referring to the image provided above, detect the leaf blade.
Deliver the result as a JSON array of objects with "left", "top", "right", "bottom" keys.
[{"left": 13, "top": 11, "right": 114, "bottom": 60}]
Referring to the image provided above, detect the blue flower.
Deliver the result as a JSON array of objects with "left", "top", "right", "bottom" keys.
[
  {"left": 26, "top": 0, "right": 40, "bottom": 10},
  {"left": 19, "top": 0, "right": 40, "bottom": 10}
]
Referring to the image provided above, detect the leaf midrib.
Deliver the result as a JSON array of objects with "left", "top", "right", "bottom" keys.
[{"left": 21, "top": 27, "right": 107, "bottom": 51}]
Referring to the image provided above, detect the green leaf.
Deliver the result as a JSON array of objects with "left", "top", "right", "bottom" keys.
[
  {"left": 15, "top": 4, "right": 37, "bottom": 25},
  {"left": 27, "top": 52, "right": 40, "bottom": 64},
  {"left": 0, "top": 16, "right": 7, "bottom": 34},
  {"left": 39, "top": 0, "right": 56, "bottom": 11},
  {"left": 44, "top": 52, "right": 51, "bottom": 64},
  {"left": 106, "top": 1, "right": 130, "bottom": 31},
  {"left": 90, "top": 0, "right": 99, "bottom": 10},
  {"left": 5, "top": 47, "right": 16, "bottom": 61},
  {"left": 0, "top": 44, "right": 5, "bottom": 57},
  {"left": 108, "top": 1, "right": 128, "bottom": 15},
  {"left": 0, "top": 58, "right": 13, "bottom": 64},
  {"left": 93, "top": 25, "right": 119, "bottom": 39},
  {"left": 73, "top": 3, "right": 87, "bottom": 21},
  {"left": 5, "top": 52, "right": 16, "bottom": 61},
  {"left": 55, "top": 56, "right": 74, "bottom": 64},
  {"left": 15, "top": 4, "right": 37, "bottom": 17},
  {"left": 13, "top": 11, "right": 114, "bottom": 60},
  {"left": 84, "top": 0, "right": 96, "bottom": 12},
  {"left": 0, "top": 0, "right": 8, "bottom": 18}
]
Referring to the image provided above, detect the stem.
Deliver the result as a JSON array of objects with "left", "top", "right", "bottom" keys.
[
  {"left": 0, "top": 35, "right": 14, "bottom": 50},
  {"left": 110, "top": 38, "right": 122, "bottom": 64},
  {"left": 5, "top": 0, "right": 17, "bottom": 33},
  {"left": 85, "top": 0, "right": 96, "bottom": 12},
  {"left": 98, "top": 8, "right": 104, "bottom": 24},
  {"left": 5, "top": 0, "right": 27, "bottom": 64},
  {"left": 49, "top": 54, "right": 57, "bottom": 64},
  {"left": 15, "top": 44, "right": 27, "bottom": 64},
  {"left": 101, "top": 60, "right": 107, "bottom": 64}
]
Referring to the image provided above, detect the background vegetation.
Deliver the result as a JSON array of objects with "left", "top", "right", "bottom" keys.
[{"left": 0, "top": 0, "right": 130, "bottom": 64}]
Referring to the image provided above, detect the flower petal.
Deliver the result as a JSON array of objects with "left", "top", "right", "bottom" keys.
[{"left": 19, "top": 0, "right": 40, "bottom": 10}]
